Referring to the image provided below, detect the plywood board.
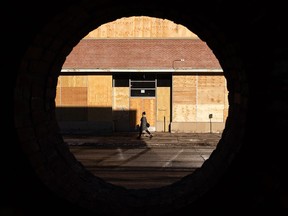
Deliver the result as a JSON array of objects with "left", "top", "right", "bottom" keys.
[
  {"left": 156, "top": 87, "right": 170, "bottom": 122},
  {"left": 87, "top": 107, "right": 112, "bottom": 121},
  {"left": 55, "top": 86, "right": 61, "bottom": 106},
  {"left": 60, "top": 87, "right": 87, "bottom": 106},
  {"left": 112, "top": 87, "right": 130, "bottom": 131},
  {"left": 198, "top": 86, "right": 225, "bottom": 104},
  {"left": 129, "top": 98, "right": 143, "bottom": 129},
  {"left": 87, "top": 75, "right": 112, "bottom": 107},
  {"left": 173, "top": 104, "right": 196, "bottom": 122},
  {"left": 173, "top": 86, "right": 197, "bottom": 92},
  {"left": 129, "top": 98, "right": 156, "bottom": 129},
  {"left": 172, "top": 74, "right": 228, "bottom": 124},
  {"left": 196, "top": 104, "right": 225, "bottom": 122},
  {"left": 113, "top": 87, "right": 129, "bottom": 110},
  {"left": 57, "top": 107, "right": 88, "bottom": 121},
  {"left": 173, "top": 75, "right": 196, "bottom": 121},
  {"left": 173, "top": 91, "right": 196, "bottom": 103},
  {"left": 198, "top": 75, "right": 225, "bottom": 87},
  {"left": 59, "top": 76, "right": 87, "bottom": 87},
  {"left": 143, "top": 98, "right": 156, "bottom": 125},
  {"left": 173, "top": 75, "right": 197, "bottom": 87},
  {"left": 173, "top": 75, "right": 196, "bottom": 104}
]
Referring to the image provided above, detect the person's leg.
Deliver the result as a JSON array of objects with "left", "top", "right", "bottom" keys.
[
  {"left": 137, "top": 129, "right": 142, "bottom": 139},
  {"left": 146, "top": 129, "right": 153, "bottom": 138}
]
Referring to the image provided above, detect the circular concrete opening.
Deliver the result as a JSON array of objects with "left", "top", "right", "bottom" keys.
[{"left": 14, "top": 2, "right": 247, "bottom": 215}]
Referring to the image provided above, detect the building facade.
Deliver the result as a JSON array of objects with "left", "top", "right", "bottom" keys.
[{"left": 55, "top": 16, "right": 228, "bottom": 134}]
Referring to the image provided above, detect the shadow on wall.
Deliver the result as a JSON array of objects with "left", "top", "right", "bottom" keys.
[{"left": 56, "top": 107, "right": 137, "bottom": 134}]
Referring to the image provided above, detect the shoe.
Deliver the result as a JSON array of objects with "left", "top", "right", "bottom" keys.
[{"left": 149, "top": 134, "right": 153, "bottom": 139}]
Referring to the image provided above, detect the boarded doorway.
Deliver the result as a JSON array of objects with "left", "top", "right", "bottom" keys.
[{"left": 113, "top": 73, "right": 157, "bottom": 132}]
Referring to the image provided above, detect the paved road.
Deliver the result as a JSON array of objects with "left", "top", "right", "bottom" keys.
[{"left": 65, "top": 132, "right": 221, "bottom": 189}]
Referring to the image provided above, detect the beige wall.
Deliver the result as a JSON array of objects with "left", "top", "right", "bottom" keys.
[
  {"left": 56, "top": 73, "right": 228, "bottom": 134},
  {"left": 171, "top": 74, "right": 228, "bottom": 133}
]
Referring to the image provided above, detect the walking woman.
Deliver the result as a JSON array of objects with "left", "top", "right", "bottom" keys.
[{"left": 137, "top": 111, "right": 153, "bottom": 139}]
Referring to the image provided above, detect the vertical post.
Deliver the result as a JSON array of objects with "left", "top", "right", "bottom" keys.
[
  {"left": 209, "top": 114, "right": 213, "bottom": 133},
  {"left": 164, "top": 116, "right": 166, "bottom": 132}
]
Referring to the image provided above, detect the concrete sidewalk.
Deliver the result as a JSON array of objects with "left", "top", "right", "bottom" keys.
[{"left": 63, "top": 132, "right": 222, "bottom": 148}]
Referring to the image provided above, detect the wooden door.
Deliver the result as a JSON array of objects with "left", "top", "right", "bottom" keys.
[{"left": 129, "top": 98, "right": 156, "bottom": 131}]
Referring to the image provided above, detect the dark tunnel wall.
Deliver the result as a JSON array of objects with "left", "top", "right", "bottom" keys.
[{"left": 3, "top": 0, "right": 288, "bottom": 215}]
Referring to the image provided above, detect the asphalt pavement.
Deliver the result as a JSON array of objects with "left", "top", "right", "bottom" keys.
[{"left": 64, "top": 132, "right": 222, "bottom": 189}]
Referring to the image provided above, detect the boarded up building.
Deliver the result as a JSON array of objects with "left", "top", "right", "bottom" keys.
[{"left": 56, "top": 16, "right": 228, "bottom": 134}]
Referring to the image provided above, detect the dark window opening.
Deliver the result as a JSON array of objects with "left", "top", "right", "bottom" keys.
[
  {"left": 113, "top": 73, "right": 129, "bottom": 87},
  {"left": 130, "top": 73, "right": 155, "bottom": 80},
  {"left": 131, "top": 89, "right": 156, "bottom": 97},
  {"left": 130, "top": 73, "right": 156, "bottom": 97},
  {"left": 131, "top": 81, "right": 155, "bottom": 88},
  {"left": 157, "top": 74, "right": 172, "bottom": 87},
  {"left": 113, "top": 73, "right": 172, "bottom": 97}
]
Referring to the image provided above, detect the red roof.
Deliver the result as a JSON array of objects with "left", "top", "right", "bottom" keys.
[{"left": 63, "top": 39, "right": 221, "bottom": 70}]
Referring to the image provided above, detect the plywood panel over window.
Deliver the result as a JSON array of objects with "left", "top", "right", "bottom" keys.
[
  {"left": 113, "top": 87, "right": 129, "bottom": 110},
  {"left": 173, "top": 76, "right": 197, "bottom": 104},
  {"left": 87, "top": 75, "right": 112, "bottom": 107},
  {"left": 173, "top": 75, "right": 197, "bottom": 121},
  {"left": 197, "top": 87, "right": 225, "bottom": 104},
  {"left": 56, "top": 76, "right": 88, "bottom": 106},
  {"left": 197, "top": 75, "right": 226, "bottom": 122},
  {"left": 61, "top": 87, "right": 87, "bottom": 106},
  {"left": 113, "top": 87, "right": 130, "bottom": 132},
  {"left": 173, "top": 91, "right": 196, "bottom": 103},
  {"left": 173, "top": 75, "right": 197, "bottom": 87},
  {"left": 172, "top": 74, "right": 228, "bottom": 123},
  {"left": 173, "top": 104, "right": 196, "bottom": 122},
  {"left": 55, "top": 76, "right": 88, "bottom": 122},
  {"left": 60, "top": 76, "right": 87, "bottom": 87},
  {"left": 198, "top": 75, "right": 224, "bottom": 87},
  {"left": 196, "top": 104, "right": 225, "bottom": 122},
  {"left": 87, "top": 75, "right": 112, "bottom": 121}
]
